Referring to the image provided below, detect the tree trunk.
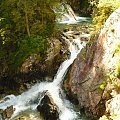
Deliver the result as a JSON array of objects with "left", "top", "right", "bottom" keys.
[
  {"left": 25, "top": 11, "right": 30, "bottom": 37},
  {"left": 0, "top": 35, "right": 3, "bottom": 47},
  {"left": 24, "top": 0, "right": 30, "bottom": 37}
]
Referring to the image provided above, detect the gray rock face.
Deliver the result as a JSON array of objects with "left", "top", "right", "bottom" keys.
[
  {"left": 64, "top": 7, "right": 120, "bottom": 119},
  {"left": 37, "top": 91, "right": 59, "bottom": 120}
]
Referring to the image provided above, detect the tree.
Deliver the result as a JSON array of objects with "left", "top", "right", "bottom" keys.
[
  {"left": 0, "top": 0, "right": 61, "bottom": 72},
  {"left": 91, "top": 0, "right": 120, "bottom": 31}
]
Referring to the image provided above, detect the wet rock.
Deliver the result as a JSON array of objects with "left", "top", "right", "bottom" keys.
[
  {"left": 37, "top": 91, "right": 59, "bottom": 120},
  {"left": 0, "top": 105, "right": 14, "bottom": 119},
  {"left": 80, "top": 36, "right": 89, "bottom": 41},
  {"left": 12, "top": 109, "right": 44, "bottom": 120},
  {"left": 0, "top": 110, "right": 3, "bottom": 120}
]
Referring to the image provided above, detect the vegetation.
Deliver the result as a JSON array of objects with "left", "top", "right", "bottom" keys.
[
  {"left": 99, "top": 81, "right": 107, "bottom": 90},
  {"left": 8, "top": 36, "right": 48, "bottom": 71},
  {"left": 115, "top": 62, "right": 120, "bottom": 78},
  {"left": 101, "top": 43, "right": 120, "bottom": 96},
  {"left": 90, "top": 0, "right": 120, "bottom": 31},
  {"left": 114, "top": 44, "right": 120, "bottom": 78},
  {"left": 0, "top": 0, "right": 61, "bottom": 73}
]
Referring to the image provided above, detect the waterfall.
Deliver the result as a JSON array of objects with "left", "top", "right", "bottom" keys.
[
  {"left": 57, "top": 4, "right": 92, "bottom": 24},
  {"left": 0, "top": 31, "right": 87, "bottom": 120},
  {"left": 0, "top": 5, "right": 91, "bottom": 120},
  {"left": 53, "top": 37, "right": 86, "bottom": 86}
]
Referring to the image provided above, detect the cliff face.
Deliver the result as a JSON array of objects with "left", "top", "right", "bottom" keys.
[{"left": 65, "top": 8, "right": 120, "bottom": 119}]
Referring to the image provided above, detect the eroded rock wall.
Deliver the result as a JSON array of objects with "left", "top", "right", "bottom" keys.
[{"left": 65, "top": 7, "right": 120, "bottom": 119}]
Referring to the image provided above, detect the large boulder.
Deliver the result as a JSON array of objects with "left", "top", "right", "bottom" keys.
[
  {"left": 37, "top": 91, "right": 59, "bottom": 120},
  {"left": 64, "top": 7, "right": 120, "bottom": 119}
]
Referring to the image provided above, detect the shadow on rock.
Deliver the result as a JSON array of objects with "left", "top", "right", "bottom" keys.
[{"left": 37, "top": 91, "right": 59, "bottom": 120}]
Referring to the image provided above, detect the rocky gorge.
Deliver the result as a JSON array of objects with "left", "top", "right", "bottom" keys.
[{"left": 0, "top": 3, "right": 120, "bottom": 120}]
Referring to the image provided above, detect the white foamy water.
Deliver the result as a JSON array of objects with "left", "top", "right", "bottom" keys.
[{"left": 59, "top": 15, "right": 90, "bottom": 24}]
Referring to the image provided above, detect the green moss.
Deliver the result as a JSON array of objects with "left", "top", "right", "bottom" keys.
[
  {"left": 113, "top": 44, "right": 120, "bottom": 78},
  {"left": 114, "top": 44, "right": 120, "bottom": 54},
  {"left": 99, "top": 80, "right": 107, "bottom": 90},
  {"left": 115, "top": 62, "right": 120, "bottom": 78},
  {"left": 91, "top": 0, "right": 120, "bottom": 32}
]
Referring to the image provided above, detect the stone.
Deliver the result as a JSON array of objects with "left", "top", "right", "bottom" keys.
[
  {"left": 64, "top": 7, "right": 120, "bottom": 119},
  {"left": 0, "top": 105, "right": 14, "bottom": 119},
  {"left": 0, "top": 109, "right": 4, "bottom": 120},
  {"left": 106, "top": 94, "right": 120, "bottom": 118},
  {"left": 37, "top": 91, "right": 59, "bottom": 120}
]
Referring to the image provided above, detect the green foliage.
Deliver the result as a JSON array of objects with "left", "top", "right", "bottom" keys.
[
  {"left": 0, "top": 0, "right": 62, "bottom": 73},
  {"left": 112, "top": 81, "right": 120, "bottom": 91},
  {"left": 99, "top": 81, "right": 107, "bottom": 90},
  {"left": 115, "top": 62, "right": 120, "bottom": 78},
  {"left": 91, "top": 0, "right": 120, "bottom": 31},
  {"left": 114, "top": 44, "right": 120, "bottom": 54},
  {"left": 0, "top": 18, "right": 6, "bottom": 45},
  {"left": 113, "top": 44, "right": 120, "bottom": 78},
  {"left": 8, "top": 35, "right": 48, "bottom": 70},
  {"left": 0, "top": 0, "right": 59, "bottom": 39}
]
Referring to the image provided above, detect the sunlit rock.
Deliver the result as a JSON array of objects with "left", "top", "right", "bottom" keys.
[{"left": 65, "top": 7, "right": 120, "bottom": 119}]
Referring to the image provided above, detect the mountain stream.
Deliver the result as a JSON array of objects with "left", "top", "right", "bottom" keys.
[{"left": 0, "top": 5, "right": 91, "bottom": 120}]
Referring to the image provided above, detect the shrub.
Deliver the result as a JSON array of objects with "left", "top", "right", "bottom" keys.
[
  {"left": 8, "top": 35, "right": 48, "bottom": 71},
  {"left": 115, "top": 62, "right": 120, "bottom": 78},
  {"left": 99, "top": 81, "right": 107, "bottom": 90},
  {"left": 91, "top": 0, "right": 120, "bottom": 31}
]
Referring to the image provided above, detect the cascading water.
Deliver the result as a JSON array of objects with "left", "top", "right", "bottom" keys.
[
  {"left": 0, "top": 32, "right": 87, "bottom": 120},
  {"left": 0, "top": 5, "right": 91, "bottom": 120},
  {"left": 57, "top": 4, "right": 92, "bottom": 24}
]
